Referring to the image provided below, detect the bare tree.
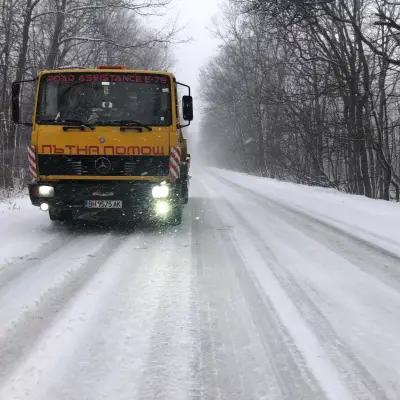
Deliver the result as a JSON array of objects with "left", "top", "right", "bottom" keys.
[
  {"left": 201, "top": 0, "right": 400, "bottom": 200},
  {"left": 0, "top": 0, "right": 177, "bottom": 196}
]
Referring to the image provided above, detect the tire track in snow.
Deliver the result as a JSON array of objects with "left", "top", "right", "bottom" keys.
[
  {"left": 189, "top": 201, "right": 223, "bottom": 400},
  {"left": 206, "top": 177, "right": 388, "bottom": 400},
  {"left": 210, "top": 168, "right": 400, "bottom": 254},
  {"left": 222, "top": 197, "right": 390, "bottom": 400},
  {"left": 135, "top": 218, "right": 198, "bottom": 400},
  {"left": 1, "top": 231, "right": 178, "bottom": 400},
  {"left": 0, "top": 232, "right": 125, "bottom": 383},
  {"left": 189, "top": 189, "right": 329, "bottom": 400},
  {"left": 190, "top": 197, "right": 261, "bottom": 400},
  {"left": 0, "top": 233, "right": 76, "bottom": 291},
  {"left": 213, "top": 173, "right": 400, "bottom": 293}
]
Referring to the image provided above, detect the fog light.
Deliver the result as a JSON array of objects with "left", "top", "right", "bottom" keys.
[
  {"left": 38, "top": 185, "right": 54, "bottom": 198},
  {"left": 40, "top": 203, "right": 49, "bottom": 212},
  {"left": 152, "top": 184, "right": 170, "bottom": 199},
  {"left": 155, "top": 200, "right": 171, "bottom": 216}
]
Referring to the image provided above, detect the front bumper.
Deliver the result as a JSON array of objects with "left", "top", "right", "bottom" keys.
[{"left": 29, "top": 181, "right": 181, "bottom": 217}]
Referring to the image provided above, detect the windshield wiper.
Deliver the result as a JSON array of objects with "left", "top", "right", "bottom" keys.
[
  {"left": 37, "top": 118, "right": 95, "bottom": 131},
  {"left": 105, "top": 120, "right": 153, "bottom": 132},
  {"left": 60, "top": 119, "right": 95, "bottom": 131}
]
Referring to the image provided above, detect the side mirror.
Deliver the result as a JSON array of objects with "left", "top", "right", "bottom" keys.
[
  {"left": 182, "top": 95, "right": 193, "bottom": 121},
  {"left": 11, "top": 79, "right": 35, "bottom": 126}
]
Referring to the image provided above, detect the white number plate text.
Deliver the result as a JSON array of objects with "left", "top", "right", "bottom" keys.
[{"left": 85, "top": 200, "right": 123, "bottom": 209}]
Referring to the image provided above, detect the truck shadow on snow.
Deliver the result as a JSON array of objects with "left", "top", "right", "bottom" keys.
[
  {"left": 50, "top": 219, "right": 177, "bottom": 235},
  {"left": 46, "top": 210, "right": 191, "bottom": 235},
  {"left": 42, "top": 197, "right": 209, "bottom": 235}
]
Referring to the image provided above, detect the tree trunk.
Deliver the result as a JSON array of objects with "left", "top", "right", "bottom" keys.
[{"left": 45, "top": 0, "right": 67, "bottom": 68}]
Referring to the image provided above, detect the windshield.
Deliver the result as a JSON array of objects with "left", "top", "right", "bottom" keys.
[{"left": 36, "top": 73, "right": 172, "bottom": 126}]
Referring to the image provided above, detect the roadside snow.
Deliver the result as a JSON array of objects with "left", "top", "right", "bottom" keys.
[
  {"left": 212, "top": 168, "right": 400, "bottom": 256},
  {"left": 0, "top": 197, "right": 54, "bottom": 266}
]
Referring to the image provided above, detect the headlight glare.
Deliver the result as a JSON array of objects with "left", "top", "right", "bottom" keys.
[
  {"left": 38, "top": 185, "right": 55, "bottom": 198},
  {"left": 152, "top": 185, "right": 170, "bottom": 199},
  {"left": 155, "top": 200, "right": 171, "bottom": 216},
  {"left": 40, "top": 203, "right": 49, "bottom": 212}
]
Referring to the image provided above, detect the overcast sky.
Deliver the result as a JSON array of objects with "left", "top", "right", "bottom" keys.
[
  {"left": 156, "top": 0, "right": 222, "bottom": 136},
  {"left": 170, "top": 0, "right": 220, "bottom": 87}
]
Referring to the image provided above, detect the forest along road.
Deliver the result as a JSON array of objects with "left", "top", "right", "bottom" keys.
[{"left": 0, "top": 169, "right": 400, "bottom": 400}]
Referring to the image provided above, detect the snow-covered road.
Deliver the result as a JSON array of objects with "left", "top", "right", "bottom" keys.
[{"left": 1, "top": 168, "right": 400, "bottom": 400}]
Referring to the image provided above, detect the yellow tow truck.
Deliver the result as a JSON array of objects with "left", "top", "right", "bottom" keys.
[{"left": 12, "top": 66, "right": 193, "bottom": 225}]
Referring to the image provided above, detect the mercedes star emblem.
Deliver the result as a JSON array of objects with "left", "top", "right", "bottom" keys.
[
  {"left": 95, "top": 157, "right": 112, "bottom": 175},
  {"left": 99, "top": 137, "right": 106, "bottom": 144}
]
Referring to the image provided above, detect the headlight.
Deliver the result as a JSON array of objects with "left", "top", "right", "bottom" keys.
[
  {"left": 38, "top": 186, "right": 55, "bottom": 198},
  {"left": 40, "top": 202, "right": 49, "bottom": 212},
  {"left": 152, "top": 184, "right": 170, "bottom": 199},
  {"left": 155, "top": 200, "right": 171, "bottom": 216}
]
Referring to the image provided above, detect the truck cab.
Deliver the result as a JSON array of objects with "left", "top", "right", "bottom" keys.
[{"left": 12, "top": 66, "right": 193, "bottom": 225}]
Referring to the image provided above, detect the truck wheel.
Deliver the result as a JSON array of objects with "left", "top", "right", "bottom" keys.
[
  {"left": 169, "top": 205, "right": 183, "bottom": 226},
  {"left": 181, "top": 181, "right": 189, "bottom": 204}
]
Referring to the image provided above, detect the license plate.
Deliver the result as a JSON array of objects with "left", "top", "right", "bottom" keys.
[{"left": 85, "top": 200, "right": 123, "bottom": 209}]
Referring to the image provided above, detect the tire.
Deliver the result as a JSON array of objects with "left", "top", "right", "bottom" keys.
[
  {"left": 175, "top": 180, "right": 188, "bottom": 205},
  {"left": 181, "top": 181, "right": 189, "bottom": 204},
  {"left": 169, "top": 205, "right": 183, "bottom": 226}
]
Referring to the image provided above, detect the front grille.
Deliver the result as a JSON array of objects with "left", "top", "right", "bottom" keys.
[
  {"left": 70, "top": 160, "right": 83, "bottom": 175},
  {"left": 38, "top": 155, "right": 169, "bottom": 176}
]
